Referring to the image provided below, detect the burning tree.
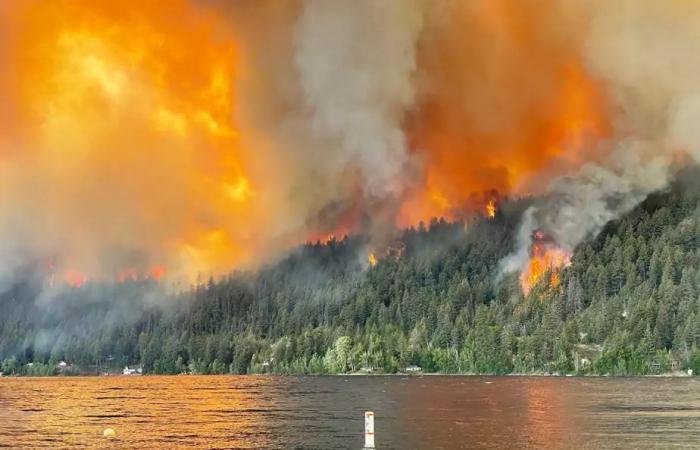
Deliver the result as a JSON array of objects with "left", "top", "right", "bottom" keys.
[{"left": 520, "top": 231, "right": 571, "bottom": 296}]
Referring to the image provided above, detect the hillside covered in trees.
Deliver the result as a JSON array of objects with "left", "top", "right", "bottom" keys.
[{"left": 2, "top": 174, "right": 700, "bottom": 377}]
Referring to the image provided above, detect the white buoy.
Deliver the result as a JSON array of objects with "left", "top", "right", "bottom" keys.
[
  {"left": 103, "top": 428, "right": 116, "bottom": 438},
  {"left": 364, "top": 411, "right": 375, "bottom": 449}
]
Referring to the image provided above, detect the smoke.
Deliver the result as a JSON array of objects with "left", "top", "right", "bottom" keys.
[
  {"left": 223, "top": 0, "right": 427, "bottom": 253},
  {"left": 399, "top": 0, "right": 608, "bottom": 225},
  {"left": 293, "top": 0, "right": 425, "bottom": 248},
  {"left": 2, "top": 0, "right": 700, "bottom": 292},
  {"left": 0, "top": 0, "right": 429, "bottom": 289},
  {"left": 0, "top": 0, "right": 260, "bottom": 287},
  {"left": 295, "top": 0, "right": 424, "bottom": 198},
  {"left": 502, "top": 0, "right": 700, "bottom": 276}
]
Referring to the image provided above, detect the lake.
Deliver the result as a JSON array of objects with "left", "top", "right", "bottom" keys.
[{"left": 1, "top": 375, "right": 699, "bottom": 449}]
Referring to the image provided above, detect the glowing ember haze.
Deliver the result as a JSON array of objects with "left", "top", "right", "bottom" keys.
[
  {"left": 3, "top": 0, "right": 700, "bottom": 289},
  {"left": 0, "top": 0, "right": 267, "bottom": 285}
]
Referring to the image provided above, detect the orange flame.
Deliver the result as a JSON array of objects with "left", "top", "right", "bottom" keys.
[
  {"left": 149, "top": 266, "right": 167, "bottom": 282},
  {"left": 117, "top": 269, "right": 138, "bottom": 283},
  {"left": 0, "top": 0, "right": 268, "bottom": 282},
  {"left": 368, "top": 252, "right": 378, "bottom": 268},
  {"left": 114, "top": 266, "right": 169, "bottom": 284},
  {"left": 486, "top": 200, "right": 497, "bottom": 219},
  {"left": 399, "top": 1, "right": 610, "bottom": 226},
  {"left": 520, "top": 243, "right": 570, "bottom": 296},
  {"left": 64, "top": 270, "right": 88, "bottom": 288}
]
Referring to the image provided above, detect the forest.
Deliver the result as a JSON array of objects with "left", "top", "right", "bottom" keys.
[{"left": 2, "top": 173, "right": 700, "bottom": 377}]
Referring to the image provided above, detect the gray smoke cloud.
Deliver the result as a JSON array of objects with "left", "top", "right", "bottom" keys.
[{"left": 501, "top": 0, "right": 700, "bottom": 276}]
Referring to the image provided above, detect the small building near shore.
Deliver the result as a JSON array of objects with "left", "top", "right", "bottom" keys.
[
  {"left": 650, "top": 361, "right": 661, "bottom": 373},
  {"left": 572, "top": 344, "right": 602, "bottom": 372},
  {"left": 56, "top": 361, "right": 73, "bottom": 373},
  {"left": 123, "top": 366, "right": 143, "bottom": 376},
  {"left": 671, "top": 359, "right": 681, "bottom": 372},
  {"left": 403, "top": 365, "right": 422, "bottom": 373}
]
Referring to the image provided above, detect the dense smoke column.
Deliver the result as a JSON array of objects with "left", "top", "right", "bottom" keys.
[{"left": 294, "top": 0, "right": 424, "bottom": 200}]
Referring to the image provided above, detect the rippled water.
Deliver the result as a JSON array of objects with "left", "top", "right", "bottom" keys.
[{"left": 1, "top": 375, "right": 699, "bottom": 449}]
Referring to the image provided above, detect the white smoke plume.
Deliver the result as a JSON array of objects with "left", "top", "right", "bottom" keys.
[{"left": 294, "top": 0, "right": 424, "bottom": 198}]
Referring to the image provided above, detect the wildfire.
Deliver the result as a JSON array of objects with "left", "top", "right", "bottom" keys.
[
  {"left": 520, "top": 232, "right": 571, "bottom": 296},
  {"left": 398, "top": 2, "right": 610, "bottom": 226},
  {"left": 117, "top": 266, "right": 167, "bottom": 283},
  {"left": 117, "top": 269, "right": 138, "bottom": 283},
  {"left": 0, "top": 0, "right": 272, "bottom": 283},
  {"left": 0, "top": 1, "right": 614, "bottom": 284},
  {"left": 486, "top": 200, "right": 497, "bottom": 219},
  {"left": 149, "top": 266, "right": 167, "bottom": 282},
  {"left": 64, "top": 270, "right": 88, "bottom": 288},
  {"left": 368, "top": 252, "right": 378, "bottom": 268}
]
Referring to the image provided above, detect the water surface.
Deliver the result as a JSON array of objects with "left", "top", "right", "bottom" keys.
[{"left": 1, "top": 375, "right": 698, "bottom": 449}]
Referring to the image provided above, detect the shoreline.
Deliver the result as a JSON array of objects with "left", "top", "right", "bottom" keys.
[{"left": 0, "top": 371, "right": 693, "bottom": 379}]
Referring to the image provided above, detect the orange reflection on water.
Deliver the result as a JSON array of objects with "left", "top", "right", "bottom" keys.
[
  {"left": 0, "top": 376, "right": 275, "bottom": 448},
  {"left": 524, "top": 378, "right": 581, "bottom": 448}
]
